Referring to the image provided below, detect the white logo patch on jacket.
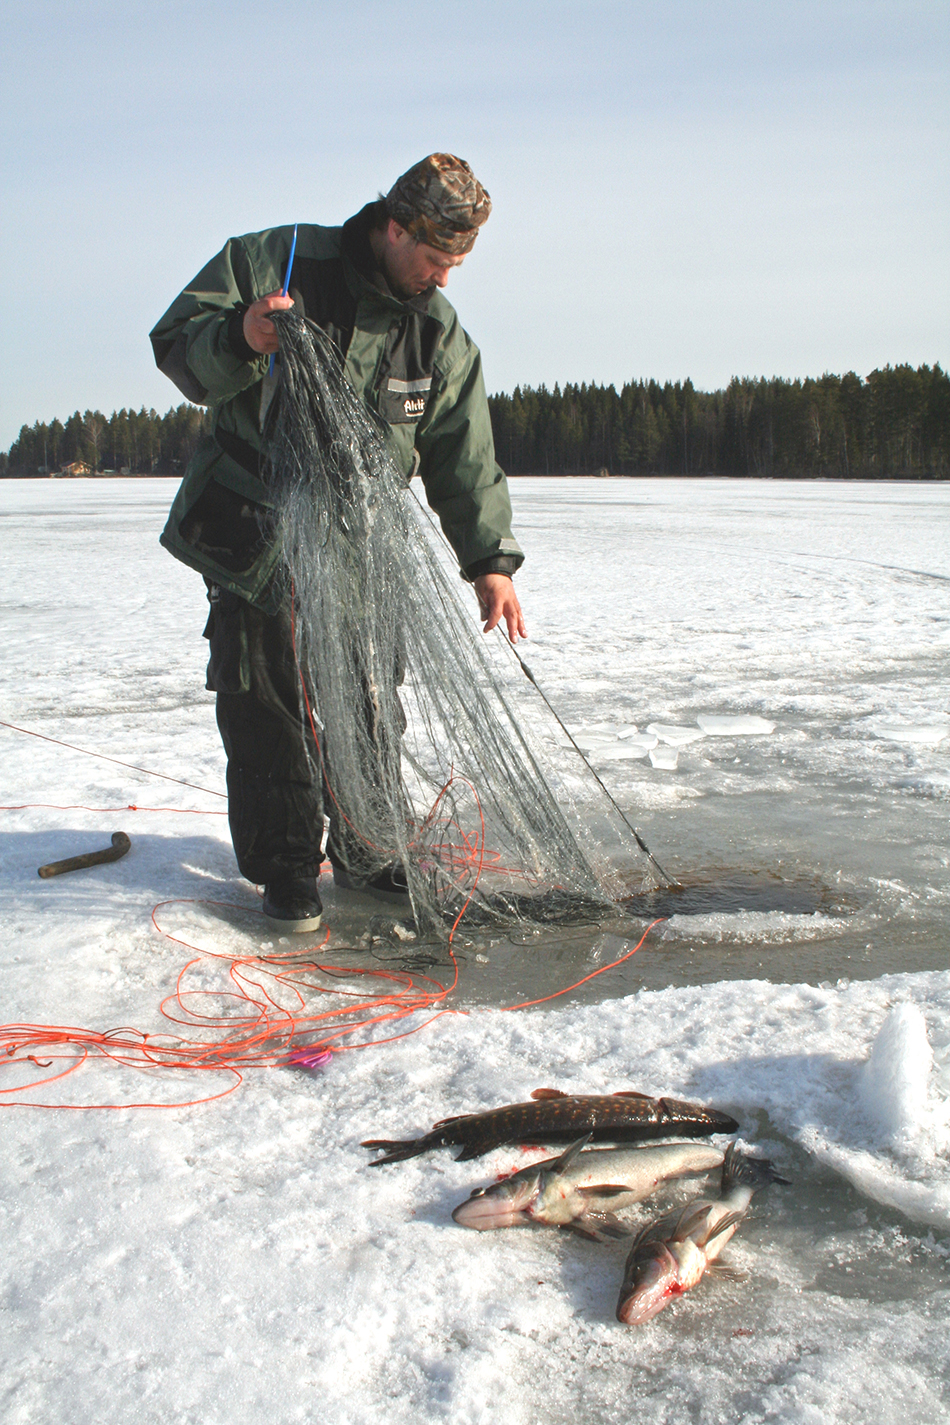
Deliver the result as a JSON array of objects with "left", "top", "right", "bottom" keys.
[{"left": 385, "top": 376, "right": 432, "bottom": 424}]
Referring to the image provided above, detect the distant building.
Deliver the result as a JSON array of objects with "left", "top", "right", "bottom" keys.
[{"left": 55, "top": 461, "right": 93, "bottom": 477}]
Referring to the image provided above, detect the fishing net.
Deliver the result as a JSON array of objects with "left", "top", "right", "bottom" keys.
[{"left": 264, "top": 311, "right": 618, "bottom": 937}]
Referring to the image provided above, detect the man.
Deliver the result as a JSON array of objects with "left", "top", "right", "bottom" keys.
[{"left": 150, "top": 154, "right": 526, "bottom": 931}]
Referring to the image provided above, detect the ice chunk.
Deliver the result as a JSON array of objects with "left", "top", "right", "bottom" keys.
[
  {"left": 649, "top": 746, "right": 679, "bottom": 770},
  {"left": 569, "top": 722, "right": 630, "bottom": 736},
  {"left": 646, "top": 722, "right": 706, "bottom": 746},
  {"left": 570, "top": 723, "right": 655, "bottom": 757},
  {"left": 872, "top": 724, "right": 949, "bottom": 746},
  {"left": 571, "top": 723, "right": 638, "bottom": 750},
  {"left": 589, "top": 737, "right": 657, "bottom": 760},
  {"left": 573, "top": 734, "right": 618, "bottom": 750},
  {"left": 859, "top": 1003, "right": 935, "bottom": 1147},
  {"left": 810, "top": 1137, "right": 950, "bottom": 1228},
  {"left": 696, "top": 714, "right": 776, "bottom": 735}
]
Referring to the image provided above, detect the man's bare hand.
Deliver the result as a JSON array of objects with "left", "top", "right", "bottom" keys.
[
  {"left": 472, "top": 573, "right": 527, "bottom": 642},
  {"left": 242, "top": 291, "right": 295, "bottom": 355}
]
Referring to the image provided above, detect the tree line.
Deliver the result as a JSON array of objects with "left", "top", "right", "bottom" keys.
[
  {"left": 489, "top": 363, "right": 949, "bottom": 479},
  {"left": 0, "top": 404, "right": 212, "bottom": 477},
  {"left": 3, "top": 362, "right": 948, "bottom": 479}
]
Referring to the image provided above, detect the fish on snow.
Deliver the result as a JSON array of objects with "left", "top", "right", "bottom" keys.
[
  {"left": 362, "top": 1088, "right": 740, "bottom": 1165},
  {"left": 452, "top": 1135, "right": 726, "bottom": 1238},
  {"left": 616, "top": 1142, "right": 789, "bottom": 1324}
]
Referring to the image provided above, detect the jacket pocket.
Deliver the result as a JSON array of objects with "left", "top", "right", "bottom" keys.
[
  {"left": 161, "top": 439, "right": 283, "bottom": 611},
  {"left": 377, "top": 374, "right": 432, "bottom": 425},
  {"left": 180, "top": 469, "right": 271, "bottom": 575}
]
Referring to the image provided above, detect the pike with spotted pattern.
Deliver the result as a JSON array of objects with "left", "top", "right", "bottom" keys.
[{"left": 362, "top": 1088, "right": 739, "bottom": 1165}]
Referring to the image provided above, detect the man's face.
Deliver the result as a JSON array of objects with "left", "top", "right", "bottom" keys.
[{"left": 381, "top": 220, "right": 466, "bottom": 297}]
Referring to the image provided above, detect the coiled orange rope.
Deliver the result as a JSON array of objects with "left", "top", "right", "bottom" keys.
[{"left": 0, "top": 725, "right": 656, "bottom": 1109}]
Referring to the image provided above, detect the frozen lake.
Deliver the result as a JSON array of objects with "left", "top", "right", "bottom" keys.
[
  {"left": 502, "top": 476, "right": 950, "bottom": 997},
  {"left": 1, "top": 477, "right": 949, "bottom": 1423}
]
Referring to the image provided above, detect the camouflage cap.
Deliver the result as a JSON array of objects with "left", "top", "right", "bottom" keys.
[{"left": 385, "top": 154, "right": 491, "bottom": 256}]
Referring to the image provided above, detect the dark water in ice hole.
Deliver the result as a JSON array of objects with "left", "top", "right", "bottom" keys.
[
  {"left": 288, "top": 863, "right": 896, "bottom": 1010},
  {"left": 620, "top": 867, "right": 842, "bottom": 919}
]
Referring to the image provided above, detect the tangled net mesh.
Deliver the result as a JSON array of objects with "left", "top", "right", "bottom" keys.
[{"left": 265, "top": 311, "right": 618, "bottom": 937}]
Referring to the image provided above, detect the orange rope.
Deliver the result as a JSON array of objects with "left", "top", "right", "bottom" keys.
[
  {"left": 498, "top": 919, "right": 664, "bottom": 1010},
  {"left": 0, "top": 696, "right": 656, "bottom": 1109},
  {"left": 0, "top": 895, "right": 464, "bottom": 1108},
  {"left": 0, "top": 895, "right": 660, "bottom": 1109},
  {"left": 1, "top": 803, "right": 226, "bottom": 815},
  {"left": 0, "top": 720, "right": 226, "bottom": 799}
]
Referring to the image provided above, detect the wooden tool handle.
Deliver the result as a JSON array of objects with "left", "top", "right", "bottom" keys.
[{"left": 38, "top": 831, "right": 131, "bottom": 879}]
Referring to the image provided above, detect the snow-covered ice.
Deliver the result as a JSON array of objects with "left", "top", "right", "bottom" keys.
[
  {"left": 1, "top": 476, "right": 949, "bottom": 1424},
  {"left": 869, "top": 723, "right": 949, "bottom": 746},
  {"left": 696, "top": 714, "right": 777, "bottom": 736},
  {"left": 859, "top": 1003, "right": 946, "bottom": 1151}
]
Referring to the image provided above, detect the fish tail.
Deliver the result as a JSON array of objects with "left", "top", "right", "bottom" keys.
[
  {"left": 721, "top": 1142, "right": 791, "bottom": 1193},
  {"left": 361, "top": 1137, "right": 428, "bottom": 1165}
]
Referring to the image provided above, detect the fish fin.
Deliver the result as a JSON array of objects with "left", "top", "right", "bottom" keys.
[
  {"left": 669, "top": 1202, "right": 715, "bottom": 1241},
  {"left": 630, "top": 1221, "right": 659, "bottom": 1250},
  {"left": 575, "top": 1184, "right": 632, "bottom": 1199},
  {"left": 563, "top": 1222, "right": 609, "bottom": 1243},
  {"left": 431, "top": 1113, "right": 469, "bottom": 1129},
  {"left": 453, "top": 1144, "right": 490, "bottom": 1161},
  {"left": 531, "top": 1088, "right": 567, "bottom": 1100},
  {"left": 706, "top": 1261, "right": 749, "bottom": 1281},
  {"left": 721, "top": 1144, "right": 790, "bottom": 1191},
  {"left": 698, "top": 1210, "right": 745, "bottom": 1248},
  {"left": 611, "top": 1090, "right": 653, "bottom": 1101},
  {"left": 549, "top": 1135, "right": 593, "bottom": 1172},
  {"left": 582, "top": 1212, "right": 634, "bottom": 1240}
]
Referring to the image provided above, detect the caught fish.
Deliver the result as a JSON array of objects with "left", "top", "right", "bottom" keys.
[
  {"left": 616, "top": 1143, "right": 789, "bottom": 1324},
  {"left": 362, "top": 1087, "right": 739, "bottom": 1165},
  {"left": 452, "top": 1135, "right": 725, "bottom": 1237}
]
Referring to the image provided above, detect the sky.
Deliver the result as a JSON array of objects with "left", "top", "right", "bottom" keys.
[{"left": 1, "top": 0, "right": 947, "bottom": 449}]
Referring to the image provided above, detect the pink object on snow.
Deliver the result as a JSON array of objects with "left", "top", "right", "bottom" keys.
[{"left": 287, "top": 1046, "right": 333, "bottom": 1069}]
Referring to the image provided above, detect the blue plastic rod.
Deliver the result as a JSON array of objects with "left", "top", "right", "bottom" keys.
[{"left": 268, "top": 222, "right": 299, "bottom": 377}]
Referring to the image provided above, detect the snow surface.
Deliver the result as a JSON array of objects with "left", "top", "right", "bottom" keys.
[{"left": 2, "top": 477, "right": 950, "bottom": 1424}]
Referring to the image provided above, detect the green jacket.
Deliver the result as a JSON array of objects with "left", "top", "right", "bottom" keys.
[{"left": 150, "top": 203, "right": 523, "bottom": 610}]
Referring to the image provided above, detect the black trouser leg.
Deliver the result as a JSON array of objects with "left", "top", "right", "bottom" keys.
[
  {"left": 215, "top": 691, "right": 324, "bottom": 885},
  {"left": 203, "top": 582, "right": 407, "bottom": 886},
  {"left": 204, "top": 585, "right": 324, "bottom": 886}
]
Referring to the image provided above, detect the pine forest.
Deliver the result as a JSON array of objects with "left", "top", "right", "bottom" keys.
[{"left": 2, "top": 362, "right": 947, "bottom": 480}]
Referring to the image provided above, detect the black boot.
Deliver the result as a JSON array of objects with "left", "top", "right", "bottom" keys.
[
  {"left": 262, "top": 874, "right": 323, "bottom": 932},
  {"left": 331, "top": 863, "right": 409, "bottom": 903}
]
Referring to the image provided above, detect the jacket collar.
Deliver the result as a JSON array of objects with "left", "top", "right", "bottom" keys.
[{"left": 341, "top": 203, "right": 436, "bottom": 317}]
